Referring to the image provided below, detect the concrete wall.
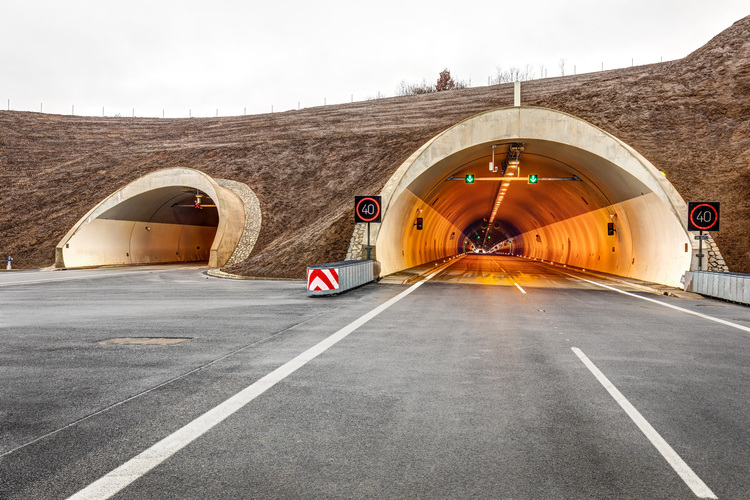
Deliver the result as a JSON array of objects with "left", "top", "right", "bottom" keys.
[
  {"left": 61, "top": 219, "right": 217, "bottom": 267},
  {"left": 375, "top": 190, "right": 465, "bottom": 275},
  {"left": 509, "top": 193, "right": 692, "bottom": 286}
]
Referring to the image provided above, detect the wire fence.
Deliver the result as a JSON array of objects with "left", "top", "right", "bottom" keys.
[{"left": 4, "top": 56, "right": 666, "bottom": 119}]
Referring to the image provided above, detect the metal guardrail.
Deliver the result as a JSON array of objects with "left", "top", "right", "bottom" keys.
[
  {"left": 683, "top": 271, "right": 750, "bottom": 305},
  {"left": 306, "top": 260, "right": 379, "bottom": 296}
]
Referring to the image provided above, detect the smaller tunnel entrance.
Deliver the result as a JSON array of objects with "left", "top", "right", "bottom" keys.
[{"left": 56, "top": 168, "right": 255, "bottom": 269}]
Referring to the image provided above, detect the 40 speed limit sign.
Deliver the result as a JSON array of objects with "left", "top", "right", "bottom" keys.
[
  {"left": 688, "top": 202, "right": 720, "bottom": 231},
  {"left": 355, "top": 196, "right": 382, "bottom": 223}
]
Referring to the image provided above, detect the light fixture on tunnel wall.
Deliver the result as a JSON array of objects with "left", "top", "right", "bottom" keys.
[
  {"left": 171, "top": 190, "right": 216, "bottom": 209},
  {"left": 193, "top": 194, "right": 218, "bottom": 209}
]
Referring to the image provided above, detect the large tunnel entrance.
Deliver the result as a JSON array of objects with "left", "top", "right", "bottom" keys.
[
  {"left": 354, "top": 107, "right": 720, "bottom": 287},
  {"left": 56, "top": 167, "right": 259, "bottom": 269}
]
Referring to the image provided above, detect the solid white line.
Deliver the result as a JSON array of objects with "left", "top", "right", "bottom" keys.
[
  {"left": 67, "top": 271, "right": 436, "bottom": 500},
  {"left": 514, "top": 282, "right": 527, "bottom": 294},
  {"left": 572, "top": 347, "right": 717, "bottom": 499},
  {"left": 566, "top": 273, "right": 750, "bottom": 334}
]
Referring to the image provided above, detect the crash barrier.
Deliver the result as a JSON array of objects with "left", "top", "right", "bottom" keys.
[
  {"left": 307, "top": 260, "right": 380, "bottom": 296},
  {"left": 683, "top": 271, "right": 750, "bottom": 305}
]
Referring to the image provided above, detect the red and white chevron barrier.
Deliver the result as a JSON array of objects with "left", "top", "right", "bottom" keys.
[
  {"left": 307, "top": 268, "right": 339, "bottom": 292},
  {"left": 306, "top": 260, "right": 377, "bottom": 296}
]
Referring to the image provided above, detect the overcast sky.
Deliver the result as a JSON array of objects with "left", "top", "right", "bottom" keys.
[{"left": 1, "top": 1, "right": 747, "bottom": 118}]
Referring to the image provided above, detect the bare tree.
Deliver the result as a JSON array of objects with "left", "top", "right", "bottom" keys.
[
  {"left": 436, "top": 69, "right": 456, "bottom": 91},
  {"left": 395, "top": 79, "right": 435, "bottom": 96},
  {"left": 521, "top": 64, "right": 536, "bottom": 81},
  {"left": 490, "top": 65, "right": 536, "bottom": 85},
  {"left": 454, "top": 77, "right": 470, "bottom": 89}
]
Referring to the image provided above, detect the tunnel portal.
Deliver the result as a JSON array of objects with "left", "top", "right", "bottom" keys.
[
  {"left": 56, "top": 168, "right": 255, "bottom": 269},
  {"left": 359, "top": 107, "right": 709, "bottom": 287}
]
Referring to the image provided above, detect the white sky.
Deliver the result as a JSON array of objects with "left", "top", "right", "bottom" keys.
[{"left": 1, "top": 1, "right": 748, "bottom": 118}]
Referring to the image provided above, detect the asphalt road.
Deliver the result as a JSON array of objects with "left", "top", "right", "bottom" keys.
[{"left": 2, "top": 257, "right": 750, "bottom": 499}]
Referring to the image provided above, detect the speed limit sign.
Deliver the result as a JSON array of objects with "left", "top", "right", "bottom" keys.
[
  {"left": 688, "top": 202, "right": 720, "bottom": 231},
  {"left": 355, "top": 196, "right": 382, "bottom": 223}
]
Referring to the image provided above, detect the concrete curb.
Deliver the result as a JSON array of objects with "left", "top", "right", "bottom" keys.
[{"left": 207, "top": 269, "right": 301, "bottom": 281}]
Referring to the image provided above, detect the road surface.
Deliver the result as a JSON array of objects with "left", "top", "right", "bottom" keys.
[{"left": 2, "top": 257, "right": 750, "bottom": 499}]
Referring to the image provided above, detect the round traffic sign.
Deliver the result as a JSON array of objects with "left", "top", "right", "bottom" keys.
[
  {"left": 689, "top": 203, "right": 719, "bottom": 231},
  {"left": 355, "top": 196, "right": 381, "bottom": 223}
]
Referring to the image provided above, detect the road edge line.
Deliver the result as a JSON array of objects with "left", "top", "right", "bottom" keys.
[
  {"left": 572, "top": 347, "right": 717, "bottom": 499},
  {"left": 561, "top": 272, "right": 750, "bottom": 334}
]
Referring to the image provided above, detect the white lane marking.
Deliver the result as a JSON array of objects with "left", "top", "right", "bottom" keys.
[
  {"left": 565, "top": 273, "right": 750, "bottom": 334},
  {"left": 514, "top": 282, "right": 527, "bottom": 294},
  {"left": 572, "top": 347, "right": 717, "bottom": 499},
  {"left": 67, "top": 269, "right": 440, "bottom": 500}
]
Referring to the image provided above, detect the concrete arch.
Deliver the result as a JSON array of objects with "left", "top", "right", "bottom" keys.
[
  {"left": 56, "top": 167, "right": 259, "bottom": 268},
  {"left": 353, "top": 106, "right": 714, "bottom": 287}
]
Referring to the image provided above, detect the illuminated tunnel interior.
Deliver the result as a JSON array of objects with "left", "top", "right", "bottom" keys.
[
  {"left": 373, "top": 107, "right": 694, "bottom": 287},
  {"left": 56, "top": 167, "right": 248, "bottom": 269}
]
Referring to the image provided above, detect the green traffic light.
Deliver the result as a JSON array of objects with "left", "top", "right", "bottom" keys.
[
  {"left": 465, "top": 174, "right": 475, "bottom": 184},
  {"left": 528, "top": 174, "right": 538, "bottom": 184}
]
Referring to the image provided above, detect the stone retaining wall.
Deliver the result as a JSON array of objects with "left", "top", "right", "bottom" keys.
[{"left": 216, "top": 179, "right": 262, "bottom": 268}]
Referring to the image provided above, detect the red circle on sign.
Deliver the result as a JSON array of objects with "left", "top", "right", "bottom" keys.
[
  {"left": 689, "top": 203, "right": 719, "bottom": 230},
  {"left": 356, "top": 197, "right": 381, "bottom": 223}
]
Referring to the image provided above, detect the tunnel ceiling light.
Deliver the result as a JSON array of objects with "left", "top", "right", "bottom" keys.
[{"left": 483, "top": 143, "right": 525, "bottom": 249}]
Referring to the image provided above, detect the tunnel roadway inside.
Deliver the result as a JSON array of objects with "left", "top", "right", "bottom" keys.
[{"left": 381, "top": 253, "right": 655, "bottom": 292}]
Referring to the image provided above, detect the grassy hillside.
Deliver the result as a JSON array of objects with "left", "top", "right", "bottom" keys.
[{"left": 1, "top": 16, "right": 748, "bottom": 277}]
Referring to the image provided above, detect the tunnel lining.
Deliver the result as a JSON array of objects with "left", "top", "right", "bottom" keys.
[{"left": 349, "top": 106, "right": 717, "bottom": 286}]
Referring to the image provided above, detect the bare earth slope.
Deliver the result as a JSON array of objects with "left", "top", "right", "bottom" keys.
[{"left": 1, "top": 16, "right": 748, "bottom": 277}]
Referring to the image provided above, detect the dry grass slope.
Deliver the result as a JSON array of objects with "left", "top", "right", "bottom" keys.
[{"left": 1, "top": 16, "right": 748, "bottom": 277}]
